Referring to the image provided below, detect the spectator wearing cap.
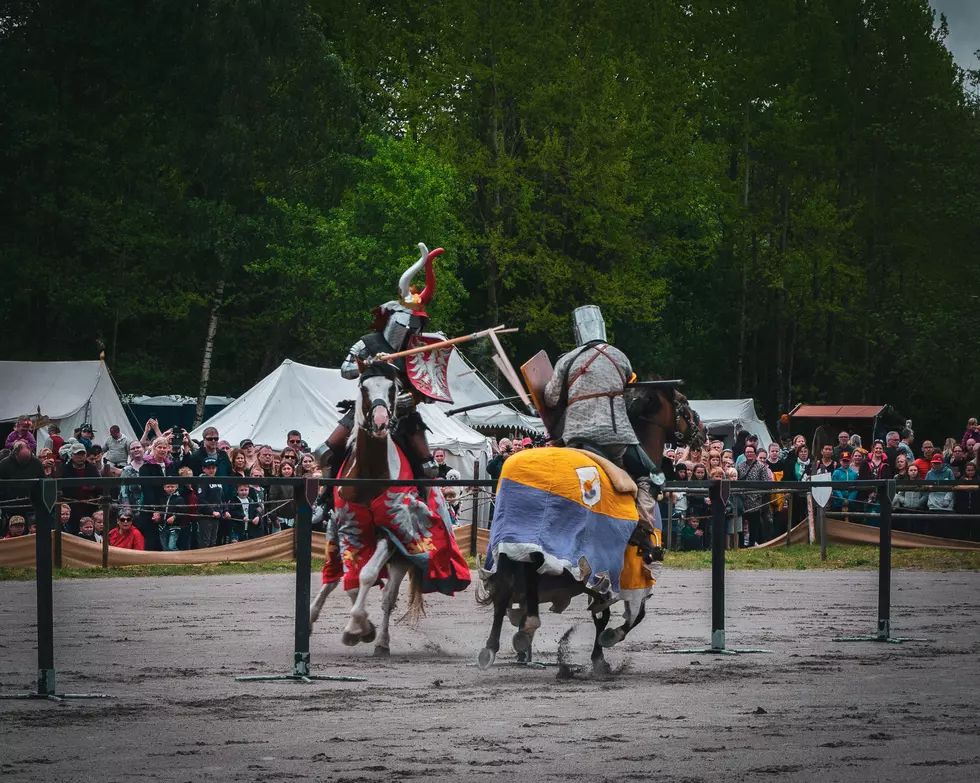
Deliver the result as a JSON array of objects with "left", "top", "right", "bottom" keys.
[
  {"left": 196, "top": 456, "right": 225, "bottom": 547},
  {"left": 4, "top": 515, "right": 26, "bottom": 538},
  {"left": 239, "top": 439, "right": 258, "bottom": 472},
  {"left": 108, "top": 508, "right": 144, "bottom": 550},
  {"left": 433, "top": 449, "right": 451, "bottom": 479},
  {"left": 182, "top": 426, "right": 231, "bottom": 476},
  {"left": 925, "top": 453, "right": 955, "bottom": 519},
  {"left": 58, "top": 443, "right": 101, "bottom": 531},
  {"left": 4, "top": 416, "right": 37, "bottom": 452},
  {"left": 521, "top": 437, "right": 533, "bottom": 450},
  {"left": 103, "top": 425, "right": 130, "bottom": 468},
  {"left": 831, "top": 450, "right": 859, "bottom": 512},
  {"left": 78, "top": 423, "right": 95, "bottom": 450}
]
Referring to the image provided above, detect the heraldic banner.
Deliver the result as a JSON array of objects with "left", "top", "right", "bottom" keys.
[{"left": 484, "top": 448, "right": 638, "bottom": 597}]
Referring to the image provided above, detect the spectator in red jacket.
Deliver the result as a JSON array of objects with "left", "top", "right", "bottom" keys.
[{"left": 108, "top": 508, "right": 145, "bottom": 550}]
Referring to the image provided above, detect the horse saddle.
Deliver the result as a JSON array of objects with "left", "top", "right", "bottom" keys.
[{"left": 565, "top": 447, "right": 637, "bottom": 498}]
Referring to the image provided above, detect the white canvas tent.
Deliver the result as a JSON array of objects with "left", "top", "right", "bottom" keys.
[
  {"left": 189, "top": 359, "right": 493, "bottom": 477},
  {"left": 0, "top": 360, "right": 135, "bottom": 446},
  {"left": 443, "top": 350, "right": 544, "bottom": 434},
  {"left": 688, "top": 398, "right": 773, "bottom": 449}
]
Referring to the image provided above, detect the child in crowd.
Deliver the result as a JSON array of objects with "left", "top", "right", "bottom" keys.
[
  {"left": 227, "top": 484, "right": 259, "bottom": 542},
  {"left": 197, "top": 456, "right": 225, "bottom": 548}
]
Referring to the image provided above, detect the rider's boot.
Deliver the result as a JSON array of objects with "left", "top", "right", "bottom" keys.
[{"left": 630, "top": 476, "right": 665, "bottom": 565}]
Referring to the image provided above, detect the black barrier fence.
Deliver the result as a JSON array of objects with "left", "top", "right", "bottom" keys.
[
  {"left": 0, "top": 474, "right": 498, "bottom": 700},
  {"left": 1, "top": 476, "right": 970, "bottom": 698}
]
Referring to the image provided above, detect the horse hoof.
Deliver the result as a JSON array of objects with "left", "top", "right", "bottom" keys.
[
  {"left": 592, "top": 658, "right": 612, "bottom": 676},
  {"left": 512, "top": 630, "right": 531, "bottom": 653},
  {"left": 360, "top": 622, "right": 376, "bottom": 644},
  {"left": 341, "top": 631, "right": 360, "bottom": 647},
  {"left": 373, "top": 645, "right": 390, "bottom": 658},
  {"left": 598, "top": 627, "right": 623, "bottom": 649},
  {"left": 478, "top": 648, "right": 496, "bottom": 670},
  {"left": 516, "top": 649, "right": 531, "bottom": 664}
]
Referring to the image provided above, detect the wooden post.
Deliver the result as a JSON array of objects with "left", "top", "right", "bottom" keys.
[
  {"left": 469, "top": 460, "right": 480, "bottom": 557},
  {"left": 101, "top": 498, "right": 112, "bottom": 569},
  {"left": 785, "top": 494, "right": 793, "bottom": 548}
]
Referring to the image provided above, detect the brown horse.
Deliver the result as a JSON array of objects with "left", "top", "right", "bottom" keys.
[{"left": 477, "top": 387, "right": 703, "bottom": 672}]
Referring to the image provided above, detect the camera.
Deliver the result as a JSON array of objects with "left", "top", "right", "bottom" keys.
[{"left": 171, "top": 427, "right": 184, "bottom": 450}]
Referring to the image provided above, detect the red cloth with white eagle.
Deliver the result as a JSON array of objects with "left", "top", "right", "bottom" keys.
[
  {"left": 321, "top": 443, "right": 471, "bottom": 594},
  {"left": 403, "top": 335, "right": 454, "bottom": 403}
]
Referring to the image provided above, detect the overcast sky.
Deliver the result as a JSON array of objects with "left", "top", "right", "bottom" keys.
[{"left": 930, "top": 0, "right": 980, "bottom": 71}]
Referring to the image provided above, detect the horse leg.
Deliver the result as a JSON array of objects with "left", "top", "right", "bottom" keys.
[
  {"left": 513, "top": 561, "right": 541, "bottom": 661},
  {"left": 591, "top": 608, "right": 613, "bottom": 675},
  {"left": 599, "top": 589, "right": 650, "bottom": 648},
  {"left": 374, "top": 555, "right": 408, "bottom": 657},
  {"left": 310, "top": 580, "right": 339, "bottom": 628},
  {"left": 478, "top": 560, "right": 514, "bottom": 670},
  {"left": 342, "top": 538, "right": 391, "bottom": 646}
]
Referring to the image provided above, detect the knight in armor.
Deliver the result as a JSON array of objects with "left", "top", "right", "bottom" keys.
[
  {"left": 320, "top": 243, "right": 444, "bottom": 480},
  {"left": 544, "top": 305, "right": 662, "bottom": 557}
]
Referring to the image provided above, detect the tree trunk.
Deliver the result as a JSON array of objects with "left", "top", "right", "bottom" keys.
[{"left": 195, "top": 278, "right": 225, "bottom": 427}]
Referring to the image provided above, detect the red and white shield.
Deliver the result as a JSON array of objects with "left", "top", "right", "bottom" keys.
[{"left": 405, "top": 336, "right": 454, "bottom": 403}]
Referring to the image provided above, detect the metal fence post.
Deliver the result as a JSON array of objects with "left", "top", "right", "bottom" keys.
[
  {"left": 0, "top": 480, "right": 109, "bottom": 702},
  {"left": 666, "top": 480, "right": 772, "bottom": 656},
  {"left": 834, "top": 479, "right": 930, "bottom": 645},
  {"left": 236, "top": 477, "right": 365, "bottom": 684}
]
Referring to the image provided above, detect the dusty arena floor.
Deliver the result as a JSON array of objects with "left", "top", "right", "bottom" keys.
[{"left": 2, "top": 569, "right": 979, "bottom": 783}]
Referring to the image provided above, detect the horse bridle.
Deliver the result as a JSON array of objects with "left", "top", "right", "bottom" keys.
[
  {"left": 645, "top": 390, "right": 705, "bottom": 449},
  {"left": 357, "top": 363, "right": 400, "bottom": 436}
]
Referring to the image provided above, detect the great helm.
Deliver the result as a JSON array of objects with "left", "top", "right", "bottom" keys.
[
  {"left": 370, "top": 243, "right": 444, "bottom": 351},
  {"left": 572, "top": 305, "right": 607, "bottom": 346}
]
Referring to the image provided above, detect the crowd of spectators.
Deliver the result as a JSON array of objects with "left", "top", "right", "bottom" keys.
[
  {"left": 0, "top": 417, "right": 473, "bottom": 552},
  {"left": 2, "top": 414, "right": 978, "bottom": 553},
  {"left": 658, "top": 422, "right": 980, "bottom": 550}
]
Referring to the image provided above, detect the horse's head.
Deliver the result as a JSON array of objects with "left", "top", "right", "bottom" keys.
[
  {"left": 628, "top": 386, "right": 706, "bottom": 461},
  {"left": 670, "top": 391, "right": 706, "bottom": 450},
  {"left": 355, "top": 360, "right": 399, "bottom": 439}
]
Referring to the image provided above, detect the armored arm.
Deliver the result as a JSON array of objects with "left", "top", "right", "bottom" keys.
[{"left": 340, "top": 339, "right": 367, "bottom": 380}]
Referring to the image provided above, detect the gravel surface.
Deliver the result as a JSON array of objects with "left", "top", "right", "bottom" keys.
[{"left": 2, "top": 569, "right": 979, "bottom": 782}]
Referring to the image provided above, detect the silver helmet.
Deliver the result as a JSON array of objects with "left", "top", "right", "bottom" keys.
[{"left": 572, "top": 305, "right": 607, "bottom": 346}]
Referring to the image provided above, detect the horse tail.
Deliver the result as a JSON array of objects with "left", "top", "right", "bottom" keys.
[{"left": 401, "top": 565, "right": 426, "bottom": 625}]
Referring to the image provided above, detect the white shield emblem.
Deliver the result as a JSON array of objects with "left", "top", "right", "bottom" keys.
[
  {"left": 405, "top": 335, "right": 454, "bottom": 403},
  {"left": 810, "top": 473, "right": 832, "bottom": 508},
  {"left": 576, "top": 466, "right": 602, "bottom": 508}
]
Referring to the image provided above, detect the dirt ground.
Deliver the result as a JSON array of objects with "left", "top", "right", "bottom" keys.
[{"left": 2, "top": 568, "right": 979, "bottom": 783}]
